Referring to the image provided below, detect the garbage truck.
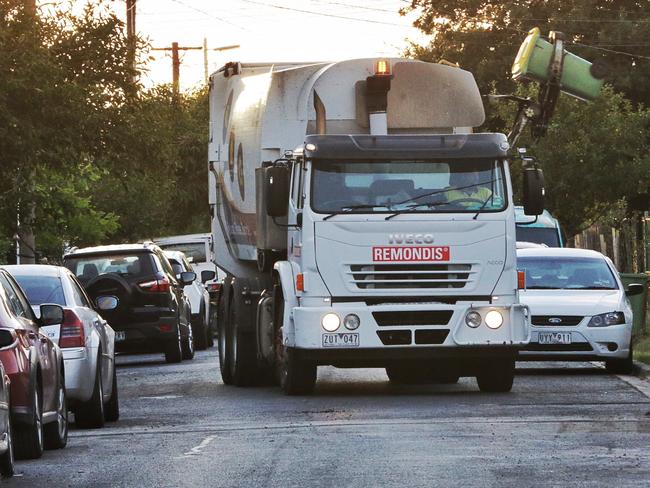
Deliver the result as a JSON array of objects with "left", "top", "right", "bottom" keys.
[{"left": 208, "top": 58, "right": 545, "bottom": 394}]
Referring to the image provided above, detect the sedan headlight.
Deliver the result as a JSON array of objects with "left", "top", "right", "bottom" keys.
[
  {"left": 587, "top": 312, "right": 625, "bottom": 327},
  {"left": 322, "top": 313, "right": 340, "bottom": 332}
]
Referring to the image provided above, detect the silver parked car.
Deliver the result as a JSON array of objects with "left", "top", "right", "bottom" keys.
[
  {"left": 0, "top": 360, "right": 13, "bottom": 477},
  {"left": 5, "top": 265, "right": 119, "bottom": 429}
]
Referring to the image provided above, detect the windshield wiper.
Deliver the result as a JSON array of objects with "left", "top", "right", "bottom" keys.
[
  {"left": 322, "top": 203, "right": 378, "bottom": 221},
  {"left": 472, "top": 196, "right": 494, "bottom": 220}
]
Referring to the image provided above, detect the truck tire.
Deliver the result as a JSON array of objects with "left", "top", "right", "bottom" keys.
[
  {"left": 279, "top": 348, "right": 316, "bottom": 395},
  {"left": 227, "top": 292, "right": 258, "bottom": 386},
  {"left": 218, "top": 289, "right": 233, "bottom": 385},
  {"left": 476, "top": 358, "right": 515, "bottom": 393}
]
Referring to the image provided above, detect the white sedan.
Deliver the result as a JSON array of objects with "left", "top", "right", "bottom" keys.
[
  {"left": 517, "top": 248, "right": 641, "bottom": 373},
  {"left": 5, "top": 265, "right": 119, "bottom": 428}
]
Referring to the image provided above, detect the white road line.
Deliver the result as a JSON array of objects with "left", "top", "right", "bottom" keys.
[
  {"left": 175, "top": 435, "right": 216, "bottom": 459},
  {"left": 140, "top": 395, "right": 181, "bottom": 400}
]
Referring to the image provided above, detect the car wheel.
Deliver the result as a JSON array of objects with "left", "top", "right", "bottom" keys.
[
  {"left": 0, "top": 396, "right": 15, "bottom": 478},
  {"left": 182, "top": 321, "right": 195, "bottom": 360},
  {"left": 194, "top": 305, "right": 208, "bottom": 351},
  {"left": 75, "top": 360, "right": 105, "bottom": 429},
  {"left": 14, "top": 383, "right": 44, "bottom": 460},
  {"left": 44, "top": 370, "right": 68, "bottom": 449},
  {"left": 476, "top": 358, "right": 515, "bottom": 393},
  {"left": 104, "top": 364, "right": 119, "bottom": 422},
  {"left": 606, "top": 343, "right": 635, "bottom": 374},
  {"left": 165, "top": 324, "right": 183, "bottom": 364}
]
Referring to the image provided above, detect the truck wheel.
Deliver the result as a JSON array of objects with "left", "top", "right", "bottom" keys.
[
  {"left": 218, "top": 291, "right": 233, "bottom": 385},
  {"left": 476, "top": 358, "right": 515, "bottom": 393},
  {"left": 14, "top": 382, "right": 44, "bottom": 460},
  {"left": 227, "top": 293, "right": 258, "bottom": 386},
  {"left": 605, "top": 343, "right": 635, "bottom": 374},
  {"left": 279, "top": 347, "right": 316, "bottom": 395}
]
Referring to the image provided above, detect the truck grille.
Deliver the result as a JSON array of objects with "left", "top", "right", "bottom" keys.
[
  {"left": 347, "top": 263, "right": 475, "bottom": 290},
  {"left": 372, "top": 310, "right": 453, "bottom": 326}
]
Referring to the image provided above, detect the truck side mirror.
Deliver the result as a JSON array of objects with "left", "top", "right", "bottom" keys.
[
  {"left": 265, "top": 166, "right": 289, "bottom": 217},
  {"left": 523, "top": 168, "right": 545, "bottom": 216}
]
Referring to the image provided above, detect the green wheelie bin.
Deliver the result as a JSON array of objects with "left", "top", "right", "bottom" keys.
[{"left": 619, "top": 273, "right": 649, "bottom": 337}]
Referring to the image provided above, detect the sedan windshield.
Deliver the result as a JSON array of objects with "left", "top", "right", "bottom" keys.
[
  {"left": 12, "top": 275, "right": 66, "bottom": 306},
  {"left": 311, "top": 159, "right": 506, "bottom": 214},
  {"left": 518, "top": 256, "right": 618, "bottom": 290}
]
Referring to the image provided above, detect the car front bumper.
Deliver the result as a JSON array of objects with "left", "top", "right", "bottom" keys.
[{"left": 518, "top": 323, "right": 631, "bottom": 361}]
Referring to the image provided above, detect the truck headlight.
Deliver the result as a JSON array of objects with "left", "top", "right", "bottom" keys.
[
  {"left": 322, "top": 313, "right": 340, "bottom": 332},
  {"left": 343, "top": 314, "right": 360, "bottom": 330},
  {"left": 485, "top": 310, "right": 503, "bottom": 329},
  {"left": 465, "top": 311, "right": 481, "bottom": 328},
  {"left": 588, "top": 312, "right": 625, "bottom": 327}
]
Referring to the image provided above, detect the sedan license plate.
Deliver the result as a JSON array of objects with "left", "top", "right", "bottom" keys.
[
  {"left": 115, "top": 331, "right": 126, "bottom": 342},
  {"left": 538, "top": 332, "right": 571, "bottom": 345},
  {"left": 322, "top": 333, "right": 359, "bottom": 348}
]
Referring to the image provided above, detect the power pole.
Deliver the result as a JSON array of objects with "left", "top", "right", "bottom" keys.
[
  {"left": 172, "top": 42, "right": 180, "bottom": 95},
  {"left": 203, "top": 38, "right": 209, "bottom": 85},
  {"left": 126, "top": 0, "right": 137, "bottom": 75}
]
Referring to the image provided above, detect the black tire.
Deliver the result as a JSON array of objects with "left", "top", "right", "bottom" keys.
[
  {"left": 44, "top": 369, "right": 68, "bottom": 449},
  {"left": 194, "top": 305, "right": 208, "bottom": 351},
  {"left": 279, "top": 348, "right": 316, "bottom": 395},
  {"left": 227, "top": 292, "right": 258, "bottom": 386},
  {"left": 476, "top": 358, "right": 515, "bottom": 393},
  {"left": 218, "top": 291, "right": 233, "bottom": 385},
  {"left": 0, "top": 396, "right": 15, "bottom": 478},
  {"left": 165, "top": 324, "right": 183, "bottom": 364},
  {"left": 104, "top": 365, "right": 119, "bottom": 422},
  {"left": 14, "top": 383, "right": 44, "bottom": 460},
  {"left": 182, "top": 320, "right": 195, "bottom": 360},
  {"left": 606, "top": 343, "right": 635, "bottom": 374},
  {"left": 75, "top": 360, "right": 105, "bottom": 429}
]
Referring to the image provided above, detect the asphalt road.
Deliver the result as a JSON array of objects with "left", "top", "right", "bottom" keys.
[{"left": 5, "top": 349, "right": 650, "bottom": 488}]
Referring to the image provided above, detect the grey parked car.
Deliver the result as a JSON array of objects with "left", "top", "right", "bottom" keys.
[{"left": 5, "top": 265, "right": 119, "bottom": 429}]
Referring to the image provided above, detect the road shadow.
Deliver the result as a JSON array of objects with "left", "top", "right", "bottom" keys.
[{"left": 115, "top": 353, "right": 168, "bottom": 368}]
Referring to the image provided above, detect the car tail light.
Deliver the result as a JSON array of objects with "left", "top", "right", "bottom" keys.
[
  {"left": 159, "top": 324, "right": 173, "bottom": 333},
  {"left": 139, "top": 277, "right": 171, "bottom": 293},
  {"left": 59, "top": 309, "right": 85, "bottom": 348},
  {"left": 207, "top": 283, "right": 221, "bottom": 292}
]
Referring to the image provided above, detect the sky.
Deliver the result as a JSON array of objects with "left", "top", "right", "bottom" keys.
[{"left": 99, "top": 0, "right": 429, "bottom": 90}]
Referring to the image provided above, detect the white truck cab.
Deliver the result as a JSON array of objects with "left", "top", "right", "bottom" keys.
[{"left": 209, "top": 58, "right": 543, "bottom": 394}]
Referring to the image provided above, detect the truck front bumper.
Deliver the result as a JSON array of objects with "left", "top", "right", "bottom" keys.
[{"left": 288, "top": 301, "right": 530, "bottom": 360}]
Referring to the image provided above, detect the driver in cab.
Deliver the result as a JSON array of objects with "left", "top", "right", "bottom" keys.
[{"left": 446, "top": 171, "right": 492, "bottom": 207}]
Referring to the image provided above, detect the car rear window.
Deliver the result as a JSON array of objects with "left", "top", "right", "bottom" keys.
[
  {"left": 158, "top": 243, "right": 206, "bottom": 263},
  {"left": 518, "top": 256, "right": 618, "bottom": 290},
  {"left": 65, "top": 253, "right": 154, "bottom": 284},
  {"left": 11, "top": 275, "right": 66, "bottom": 306}
]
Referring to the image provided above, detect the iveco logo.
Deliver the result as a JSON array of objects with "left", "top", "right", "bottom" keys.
[
  {"left": 388, "top": 233, "right": 434, "bottom": 244},
  {"left": 548, "top": 317, "right": 563, "bottom": 324}
]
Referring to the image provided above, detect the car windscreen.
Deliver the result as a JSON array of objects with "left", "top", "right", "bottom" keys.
[
  {"left": 516, "top": 226, "right": 561, "bottom": 247},
  {"left": 65, "top": 253, "right": 154, "bottom": 284},
  {"left": 518, "top": 256, "right": 618, "bottom": 290},
  {"left": 11, "top": 275, "right": 66, "bottom": 306},
  {"left": 158, "top": 243, "right": 206, "bottom": 263}
]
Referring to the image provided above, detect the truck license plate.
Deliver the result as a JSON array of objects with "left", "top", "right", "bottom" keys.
[
  {"left": 115, "top": 331, "right": 126, "bottom": 342},
  {"left": 322, "top": 333, "right": 359, "bottom": 348},
  {"left": 538, "top": 332, "right": 571, "bottom": 345}
]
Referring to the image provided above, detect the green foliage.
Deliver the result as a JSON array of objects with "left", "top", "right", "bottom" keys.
[
  {"left": 405, "top": 1, "right": 650, "bottom": 236},
  {"left": 0, "top": 1, "right": 209, "bottom": 261}
]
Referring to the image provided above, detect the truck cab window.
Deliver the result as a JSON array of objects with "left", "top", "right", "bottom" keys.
[{"left": 290, "top": 160, "right": 304, "bottom": 209}]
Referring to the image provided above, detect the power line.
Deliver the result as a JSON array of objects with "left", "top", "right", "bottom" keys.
[
  {"left": 569, "top": 41, "right": 650, "bottom": 60},
  {"left": 237, "top": 0, "right": 412, "bottom": 27},
  {"left": 168, "top": 0, "right": 251, "bottom": 32},
  {"left": 308, "top": 0, "right": 400, "bottom": 14}
]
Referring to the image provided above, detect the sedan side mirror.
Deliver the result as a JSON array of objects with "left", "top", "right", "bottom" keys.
[
  {"left": 201, "top": 270, "right": 216, "bottom": 283},
  {"left": 39, "top": 304, "right": 64, "bottom": 327},
  {"left": 180, "top": 271, "right": 196, "bottom": 285},
  {"left": 626, "top": 283, "right": 645, "bottom": 297},
  {"left": 95, "top": 296, "right": 119, "bottom": 311}
]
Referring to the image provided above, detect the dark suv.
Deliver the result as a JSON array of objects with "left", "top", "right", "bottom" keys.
[{"left": 63, "top": 243, "right": 196, "bottom": 363}]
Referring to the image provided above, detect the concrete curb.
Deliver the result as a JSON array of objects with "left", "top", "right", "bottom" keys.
[{"left": 633, "top": 360, "right": 650, "bottom": 379}]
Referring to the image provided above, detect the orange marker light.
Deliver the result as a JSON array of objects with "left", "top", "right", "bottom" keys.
[
  {"left": 375, "top": 59, "right": 390, "bottom": 76},
  {"left": 296, "top": 273, "right": 304, "bottom": 292},
  {"left": 517, "top": 270, "right": 526, "bottom": 289}
]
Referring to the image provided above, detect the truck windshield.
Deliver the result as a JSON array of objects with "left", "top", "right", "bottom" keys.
[{"left": 311, "top": 159, "right": 506, "bottom": 214}]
